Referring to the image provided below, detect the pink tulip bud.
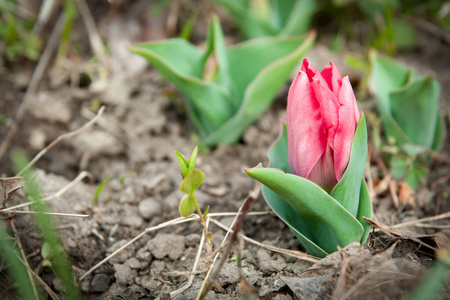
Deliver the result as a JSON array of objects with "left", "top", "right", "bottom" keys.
[{"left": 287, "top": 59, "right": 360, "bottom": 190}]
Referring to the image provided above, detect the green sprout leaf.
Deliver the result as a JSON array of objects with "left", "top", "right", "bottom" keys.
[
  {"left": 41, "top": 242, "right": 52, "bottom": 259},
  {"left": 180, "top": 169, "right": 205, "bottom": 194},
  {"left": 179, "top": 194, "right": 196, "bottom": 217},
  {"left": 175, "top": 151, "right": 189, "bottom": 178},
  {"left": 187, "top": 146, "right": 198, "bottom": 173},
  {"left": 93, "top": 174, "right": 112, "bottom": 205}
]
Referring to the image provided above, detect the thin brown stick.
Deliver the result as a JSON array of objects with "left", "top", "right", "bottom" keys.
[
  {"left": 17, "top": 107, "right": 105, "bottom": 176},
  {"left": 0, "top": 171, "right": 92, "bottom": 213},
  {"left": 170, "top": 218, "right": 210, "bottom": 298},
  {"left": 74, "top": 0, "right": 109, "bottom": 70},
  {"left": 331, "top": 247, "right": 350, "bottom": 299},
  {"left": 4, "top": 211, "right": 89, "bottom": 218},
  {"left": 209, "top": 218, "right": 319, "bottom": 263},
  {"left": 196, "top": 187, "right": 259, "bottom": 299},
  {"left": 15, "top": 252, "right": 61, "bottom": 300},
  {"left": 79, "top": 216, "right": 195, "bottom": 281},
  {"left": 0, "top": 13, "right": 65, "bottom": 160},
  {"left": 391, "top": 211, "right": 450, "bottom": 229},
  {"left": 10, "top": 221, "right": 41, "bottom": 297}
]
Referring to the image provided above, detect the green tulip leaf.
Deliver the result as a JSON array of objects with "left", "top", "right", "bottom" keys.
[
  {"left": 405, "top": 162, "right": 428, "bottom": 190},
  {"left": 180, "top": 169, "right": 205, "bottom": 194},
  {"left": 214, "top": 0, "right": 316, "bottom": 39},
  {"left": 179, "top": 194, "right": 196, "bottom": 217},
  {"left": 331, "top": 113, "right": 368, "bottom": 217},
  {"left": 278, "top": 0, "right": 317, "bottom": 36},
  {"left": 202, "top": 32, "right": 316, "bottom": 146},
  {"left": 389, "top": 76, "right": 441, "bottom": 149},
  {"left": 370, "top": 52, "right": 443, "bottom": 151},
  {"left": 130, "top": 18, "right": 315, "bottom": 147},
  {"left": 213, "top": 0, "right": 278, "bottom": 38},
  {"left": 129, "top": 34, "right": 234, "bottom": 136},
  {"left": 246, "top": 165, "right": 364, "bottom": 257},
  {"left": 249, "top": 113, "right": 371, "bottom": 256},
  {"left": 356, "top": 180, "right": 372, "bottom": 244}
]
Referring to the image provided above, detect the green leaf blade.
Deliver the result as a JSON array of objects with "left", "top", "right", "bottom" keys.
[
  {"left": 331, "top": 113, "right": 368, "bottom": 217},
  {"left": 246, "top": 166, "right": 364, "bottom": 256},
  {"left": 179, "top": 194, "right": 196, "bottom": 217},
  {"left": 180, "top": 169, "right": 205, "bottom": 194}
]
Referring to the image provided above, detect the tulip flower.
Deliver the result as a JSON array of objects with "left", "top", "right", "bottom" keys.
[
  {"left": 287, "top": 59, "right": 360, "bottom": 191},
  {"left": 246, "top": 60, "right": 371, "bottom": 258}
]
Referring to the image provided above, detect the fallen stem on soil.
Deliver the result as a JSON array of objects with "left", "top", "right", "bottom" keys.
[
  {"left": 17, "top": 107, "right": 105, "bottom": 176},
  {"left": 196, "top": 186, "right": 259, "bottom": 300},
  {"left": 79, "top": 216, "right": 195, "bottom": 281},
  {"left": 0, "top": 171, "right": 93, "bottom": 213},
  {"left": 170, "top": 218, "right": 210, "bottom": 298},
  {"left": 3, "top": 211, "right": 89, "bottom": 218},
  {"left": 209, "top": 218, "right": 319, "bottom": 263},
  {"left": 391, "top": 211, "right": 450, "bottom": 229}
]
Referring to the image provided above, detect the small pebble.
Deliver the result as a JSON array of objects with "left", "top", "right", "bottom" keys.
[
  {"left": 138, "top": 198, "right": 162, "bottom": 219},
  {"left": 90, "top": 273, "right": 110, "bottom": 293}
]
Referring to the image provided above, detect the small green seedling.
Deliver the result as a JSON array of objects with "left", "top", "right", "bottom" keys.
[{"left": 175, "top": 146, "right": 212, "bottom": 254}]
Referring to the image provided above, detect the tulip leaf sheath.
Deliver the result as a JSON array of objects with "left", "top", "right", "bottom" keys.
[
  {"left": 129, "top": 17, "right": 315, "bottom": 146},
  {"left": 246, "top": 166, "right": 364, "bottom": 257},
  {"left": 246, "top": 113, "right": 371, "bottom": 258}
]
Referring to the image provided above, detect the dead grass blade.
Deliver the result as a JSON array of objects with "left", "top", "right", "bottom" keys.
[
  {"left": 0, "top": 171, "right": 93, "bottom": 213},
  {"left": 209, "top": 218, "right": 319, "bottom": 263},
  {"left": 17, "top": 107, "right": 105, "bottom": 176}
]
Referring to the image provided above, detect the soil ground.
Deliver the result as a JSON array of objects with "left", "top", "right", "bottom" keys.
[{"left": 0, "top": 1, "right": 449, "bottom": 299}]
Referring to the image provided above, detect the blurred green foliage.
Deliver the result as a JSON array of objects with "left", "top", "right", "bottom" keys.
[
  {"left": 214, "top": 0, "right": 316, "bottom": 38},
  {"left": 370, "top": 52, "right": 444, "bottom": 189},
  {"left": 130, "top": 17, "right": 315, "bottom": 146},
  {"left": 0, "top": 0, "right": 41, "bottom": 61}
]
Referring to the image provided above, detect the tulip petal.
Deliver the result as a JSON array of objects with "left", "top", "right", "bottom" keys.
[
  {"left": 301, "top": 59, "right": 329, "bottom": 88},
  {"left": 287, "top": 71, "right": 326, "bottom": 178},
  {"left": 334, "top": 105, "right": 357, "bottom": 180},
  {"left": 308, "top": 145, "right": 338, "bottom": 189},
  {"left": 310, "top": 78, "right": 340, "bottom": 147},
  {"left": 321, "top": 62, "right": 343, "bottom": 97},
  {"left": 339, "top": 76, "right": 360, "bottom": 123}
]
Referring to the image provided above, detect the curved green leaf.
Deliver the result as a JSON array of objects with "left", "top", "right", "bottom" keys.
[
  {"left": 179, "top": 194, "right": 196, "bottom": 217},
  {"left": 356, "top": 180, "right": 372, "bottom": 244},
  {"left": 203, "top": 32, "right": 316, "bottom": 146},
  {"left": 213, "top": 0, "right": 277, "bottom": 38},
  {"left": 180, "top": 169, "right": 205, "bottom": 194},
  {"left": 246, "top": 166, "right": 364, "bottom": 257},
  {"left": 128, "top": 40, "right": 234, "bottom": 135},
  {"left": 389, "top": 76, "right": 441, "bottom": 149},
  {"left": 331, "top": 113, "right": 368, "bottom": 217}
]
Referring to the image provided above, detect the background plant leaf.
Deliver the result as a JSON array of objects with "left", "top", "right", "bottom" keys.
[
  {"left": 203, "top": 32, "right": 316, "bottom": 145},
  {"left": 370, "top": 52, "right": 443, "bottom": 151},
  {"left": 129, "top": 40, "right": 234, "bottom": 136},
  {"left": 389, "top": 76, "right": 441, "bottom": 149}
]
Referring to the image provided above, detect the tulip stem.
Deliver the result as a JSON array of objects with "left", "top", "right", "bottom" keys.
[{"left": 192, "top": 196, "right": 213, "bottom": 256}]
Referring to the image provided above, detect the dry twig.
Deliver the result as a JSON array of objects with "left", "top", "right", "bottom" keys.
[{"left": 17, "top": 107, "right": 105, "bottom": 176}]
